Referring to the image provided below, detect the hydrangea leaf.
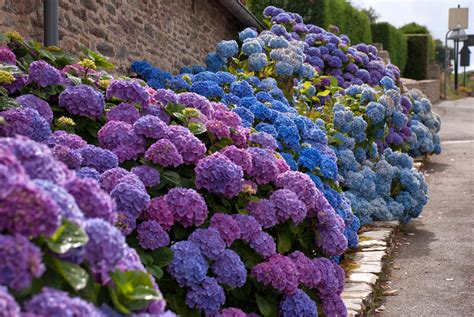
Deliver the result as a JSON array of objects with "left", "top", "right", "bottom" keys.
[
  {"left": 147, "top": 265, "right": 163, "bottom": 280},
  {"left": 150, "top": 247, "right": 174, "bottom": 268},
  {"left": 44, "top": 255, "right": 88, "bottom": 291},
  {"left": 255, "top": 293, "right": 272, "bottom": 316},
  {"left": 277, "top": 229, "right": 292, "bottom": 254},
  {"left": 188, "top": 121, "right": 207, "bottom": 135},
  {"left": 45, "top": 219, "right": 89, "bottom": 254}
]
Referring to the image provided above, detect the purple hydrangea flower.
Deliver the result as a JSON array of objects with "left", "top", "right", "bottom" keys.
[
  {"left": 65, "top": 177, "right": 116, "bottom": 224},
  {"left": 0, "top": 286, "right": 20, "bottom": 317},
  {"left": 211, "top": 249, "right": 247, "bottom": 288},
  {"left": 78, "top": 145, "right": 118, "bottom": 173},
  {"left": 276, "top": 171, "right": 323, "bottom": 212},
  {"left": 0, "top": 107, "right": 51, "bottom": 142},
  {"left": 46, "top": 130, "right": 87, "bottom": 150},
  {"left": 195, "top": 152, "right": 243, "bottom": 198},
  {"left": 85, "top": 218, "right": 126, "bottom": 276},
  {"left": 24, "top": 287, "right": 104, "bottom": 317},
  {"left": 249, "top": 132, "right": 278, "bottom": 150},
  {"left": 137, "top": 220, "right": 170, "bottom": 250},
  {"left": 145, "top": 139, "right": 184, "bottom": 167},
  {"left": 270, "top": 189, "right": 307, "bottom": 224},
  {"left": 131, "top": 165, "right": 160, "bottom": 187},
  {"left": 251, "top": 255, "right": 300, "bottom": 295},
  {"left": 247, "top": 199, "right": 277, "bottom": 228},
  {"left": 186, "top": 277, "right": 225, "bottom": 313},
  {"left": 106, "top": 80, "right": 149, "bottom": 107},
  {"left": 133, "top": 115, "right": 169, "bottom": 139},
  {"left": 16, "top": 94, "right": 53, "bottom": 123},
  {"left": 106, "top": 103, "right": 140, "bottom": 124},
  {"left": 0, "top": 234, "right": 45, "bottom": 291},
  {"left": 142, "top": 104, "right": 171, "bottom": 123},
  {"left": 189, "top": 228, "right": 226, "bottom": 261},
  {"left": 249, "top": 231, "right": 277, "bottom": 259},
  {"left": 99, "top": 167, "right": 133, "bottom": 193},
  {"left": 206, "top": 119, "right": 231, "bottom": 139},
  {"left": 220, "top": 145, "right": 253, "bottom": 175},
  {"left": 98, "top": 120, "right": 146, "bottom": 163},
  {"left": 75, "top": 167, "right": 100, "bottom": 181},
  {"left": 316, "top": 221, "right": 348, "bottom": 257},
  {"left": 247, "top": 147, "right": 280, "bottom": 185},
  {"left": 59, "top": 84, "right": 105, "bottom": 118},
  {"left": 210, "top": 213, "right": 241, "bottom": 246},
  {"left": 33, "top": 179, "right": 85, "bottom": 227},
  {"left": 2, "top": 73, "right": 27, "bottom": 93},
  {"left": 313, "top": 258, "right": 345, "bottom": 297},
  {"left": 0, "top": 136, "right": 68, "bottom": 185},
  {"left": 170, "top": 133, "right": 206, "bottom": 165},
  {"left": 52, "top": 145, "right": 82, "bottom": 169},
  {"left": 320, "top": 294, "right": 347, "bottom": 317},
  {"left": 110, "top": 182, "right": 150, "bottom": 218},
  {"left": 177, "top": 92, "right": 212, "bottom": 117},
  {"left": 165, "top": 188, "right": 208, "bottom": 227},
  {"left": 115, "top": 210, "right": 137, "bottom": 236},
  {"left": 212, "top": 109, "right": 242, "bottom": 128},
  {"left": 233, "top": 214, "right": 261, "bottom": 242},
  {"left": 144, "top": 196, "right": 174, "bottom": 230},
  {"left": 288, "top": 251, "right": 321, "bottom": 288},
  {"left": 0, "top": 182, "right": 61, "bottom": 237},
  {"left": 279, "top": 289, "right": 318, "bottom": 317},
  {"left": 0, "top": 47, "right": 16, "bottom": 64},
  {"left": 28, "top": 60, "right": 62, "bottom": 87},
  {"left": 168, "top": 241, "right": 208, "bottom": 287},
  {"left": 215, "top": 307, "right": 247, "bottom": 317},
  {"left": 154, "top": 88, "right": 178, "bottom": 106}
]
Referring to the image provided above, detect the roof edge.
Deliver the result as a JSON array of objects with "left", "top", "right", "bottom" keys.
[{"left": 218, "top": 0, "right": 266, "bottom": 30}]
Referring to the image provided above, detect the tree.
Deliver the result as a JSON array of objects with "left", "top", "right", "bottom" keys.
[
  {"left": 434, "top": 39, "right": 454, "bottom": 70},
  {"left": 361, "top": 6, "right": 379, "bottom": 24}
]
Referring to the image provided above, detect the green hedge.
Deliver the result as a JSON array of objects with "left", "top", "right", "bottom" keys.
[
  {"left": 399, "top": 23, "right": 435, "bottom": 62},
  {"left": 371, "top": 22, "right": 407, "bottom": 73},
  {"left": 246, "top": 0, "right": 372, "bottom": 44},
  {"left": 404, "top": 35, "right": 430, "bottom": 80}
]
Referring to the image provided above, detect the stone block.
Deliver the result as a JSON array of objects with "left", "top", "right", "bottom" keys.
[
  {"left": 351, "top": 263, "right": 382, "bottom": 274},
  {"left": 353, "top": 251, "right": 386, "bottom": 263},
  {"left": 349, "top": 273, "right": 378, "bottom": 285}
]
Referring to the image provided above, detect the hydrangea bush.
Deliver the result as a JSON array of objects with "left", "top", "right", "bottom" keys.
[{"left": 0, "top": 5, "right": 442, "bottom": 316}]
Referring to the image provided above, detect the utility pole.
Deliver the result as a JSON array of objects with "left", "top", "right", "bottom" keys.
[{"left": 44, "top": 0, "right": 59, "bottom": 46}]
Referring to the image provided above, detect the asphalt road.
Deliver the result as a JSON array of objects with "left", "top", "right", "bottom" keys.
[{"left": 381, "top": 98, "right": 474, "bottom": 317}]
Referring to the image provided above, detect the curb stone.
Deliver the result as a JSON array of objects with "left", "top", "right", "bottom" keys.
[{"left": 341, "top": 160, "right": 425, "bottom": 316}]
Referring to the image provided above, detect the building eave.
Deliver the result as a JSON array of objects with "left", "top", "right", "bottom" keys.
[{"left": 218, "top": 0, "right": 266, "bottom": 30}]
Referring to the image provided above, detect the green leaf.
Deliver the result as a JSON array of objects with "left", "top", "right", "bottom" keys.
[
  {"left": 150, "top": 247, "right": 174, "bottom": 268},
  {"left": 147, "top": 265, "right": 163, "bottom": 279},
  {"left": 277, "top": 229, "right": 292, "bottom": 254},
  {"left": 256, "top": 294, "right": 272, "bottom": 316},
  {"left": 172, "top": 112, "right": 187, "bottom": 122},
  {"left": 66, "top": 73, "right": 82, "bottom": 86},
  {"left": 45, "top": 256, "right": 88, "bottom": 291},
  {"left": 45, "top": 219, "right": 89, "bottom": 254},
  {"left": 188, "top": 122, "right": 207, "bottom": 135},
  {"left": 161, "top": 170, "right": 181, "bottom": 186},
  {"left": 0, "top": 96, "right": 21, "bottom": 111},
  {"left": 80, "top": 45, "right": 114, "bottom": 68},
  {"left": 317, "top": 89, "right": 331, "bottom": 97},
  {"left": 165, "top": 103, "right": 186, "bottom": 115}
]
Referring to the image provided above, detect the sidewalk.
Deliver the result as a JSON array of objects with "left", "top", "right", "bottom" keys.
[{"left": 380, "top": 98, "right": 474, "bottom": 317}]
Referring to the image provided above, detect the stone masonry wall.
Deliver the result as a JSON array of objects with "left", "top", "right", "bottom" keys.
[{"left": 0, "top": 0, "right": 243, "bottom": 73}]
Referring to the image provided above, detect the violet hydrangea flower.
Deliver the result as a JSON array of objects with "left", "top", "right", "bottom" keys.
[
  {"left": 106, "top": 103, "right": 141, "bottom": 124},
  {"left": 144, "top": 196, "right": 175, "bottom": 230},
  {"left": 247, "top": 147, "right": 281, "bottom": 185},
  {"left": 164, "top": 188, "right": 208, "bottom": 227},
  {"left": 233, "top": 214, "right": 261, "bottom": 242},
  {"left": 279, "top": 289, "right": 317, "bottom": 317},
  {"left": 131, "top": 165, "right": 160, "bottom": 187},
  {"left": 16, "top": 94, "right": 53, "bottom": 123},
  {"left": 0, "top": 47, "right": 16, "bottom": 64},
  {"left": 247, "top": 199, "right": 277, "bottom": 228},
  {"left": 59, "top": 84, "right": 105, "bottom": 118},
  {"left": 98, "top": 120, "right": 146, "bottom": 163},
  {"left": 0, "top": 286, "right": 20, "bottom": 317},
  {"left": 137, "top": 220, "right": 170, "bottom": 250},
  {"left": 0, "top": 107, "right": 51, "bottom": 142},
  {"left": 251, "top": 254, "right": 300, "bottom": 295},
  {"left": 209, "top": 213, "right": 241, "bottom": 246},
  {"left": 220, "top": 145, "right": 253, "bottom": 175},
  {"left": 168, "top": 241, "right": 208, "bottom": 287},
  {"left": 28, "top": 60, "right": 62, "bottom": 87},
  {"left": 145, "top": 139, "right": 183, "bottom": 167},
  {"left": 106, "top": 80, "right": 149, "bottom": 107},
  {"left": 249, "top": 231, "right": 277, "bottom": 258},
  {"left": 0, "top": 234, "right": 45, "bottom": 290},
  {"left": 185, "top": 277, "right": 225, "bottom": 314},
  {"left": 270, "top": 189, "right": 307, "bottom": 224},
  {"left": 189, "top": 228, "right": 226, "bottom": 261},
  {"left": 211, "top": 249, "right": 246, "bottom": 288},
  {"left": 78, "top": 145, "right": 118, "bottom": 173},
  {"left": 110, "top": 181, "right": 150, "bottom": 218},
  {"left": 133, "top": 115, "right": 169, "bottom": 139},
  {"left": 46, "top": 130, "right": 87, "bottom": 150},
  {"left": 195, "top": 152, "right": 243, "bottom": 198}
]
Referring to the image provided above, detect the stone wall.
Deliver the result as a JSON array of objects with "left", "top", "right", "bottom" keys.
[
  {"left": 0, "top": 0, "right": 244, "bottom": 73},
  {"left": 402, "top": 78, "right": 440, "bottom": 104}
]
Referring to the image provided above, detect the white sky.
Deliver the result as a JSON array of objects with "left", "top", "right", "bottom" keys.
[{"left": 351, "top": 0, "right": 474, "bottom": 70}]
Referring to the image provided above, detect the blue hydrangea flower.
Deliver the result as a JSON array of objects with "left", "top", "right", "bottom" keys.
[
  {"left": 211, "top": 249, "right": 246, "bottom": 288},
  {"left": 168, "top": 241, "right": 209, "bottom": 287}
]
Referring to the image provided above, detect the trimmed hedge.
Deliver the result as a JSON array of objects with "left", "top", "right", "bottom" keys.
[
  {"left": 371, "top": 22, "right": 407, "bottom": 73},
  {"left": 404, "top": 34, "right": 430, "bottom": 80},
  {"left": 400, "top": 23, "right": 435, "bottom": 62},
  {"left": 247, "top": 0, "right": 372, "bottom": 44}
]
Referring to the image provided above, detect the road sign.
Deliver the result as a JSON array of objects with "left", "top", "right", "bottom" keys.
[
  {"left": 465, "top": 35, "right": 474, "bottom": 46},
  {"left": 460, "top": 45, "right": 471, "bottom": 67},
  {"left": 449, "top": 7, "right": 469, "bottom": 30}
]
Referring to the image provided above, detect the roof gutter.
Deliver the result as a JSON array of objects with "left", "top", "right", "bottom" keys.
[{"left": 218, "top": 0, "right": 266, "bottom": 30}]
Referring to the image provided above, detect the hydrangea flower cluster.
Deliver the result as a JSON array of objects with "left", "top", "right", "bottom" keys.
[{"left": 0, "top": 135, "right": 168, "bottom": 315}]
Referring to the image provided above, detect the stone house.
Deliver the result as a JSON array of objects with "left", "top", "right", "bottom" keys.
[{"left": 0, "top": 0, "right": 262, "bottom": 72}]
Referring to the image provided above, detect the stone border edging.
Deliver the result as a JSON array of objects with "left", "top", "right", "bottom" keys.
[{"left": 342, "top": 160, "right": 424, "bottom": 316}]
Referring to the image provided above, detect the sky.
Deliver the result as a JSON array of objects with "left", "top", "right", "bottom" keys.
[{"left": 351, "top": 0, "right": 474, "bottom": 70}]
